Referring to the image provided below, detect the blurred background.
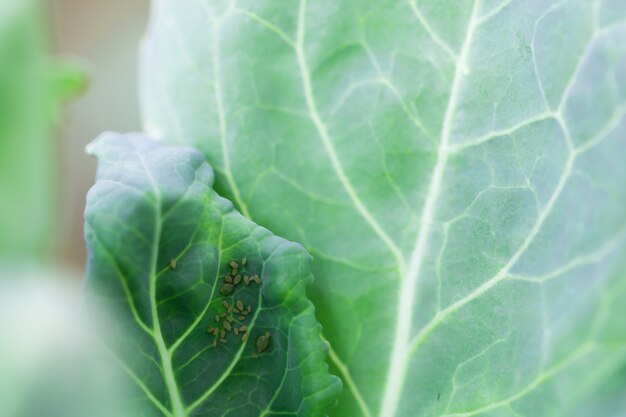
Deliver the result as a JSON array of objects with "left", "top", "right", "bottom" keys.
[
  {"left": 53, "top": 0, "right": 149, "bottom": 271},
  {"left": 0, "top": 1, "right": 149, "bottom": 415},
  {"left": 1, "top": 0, "right": 149, "bottom": 271}
]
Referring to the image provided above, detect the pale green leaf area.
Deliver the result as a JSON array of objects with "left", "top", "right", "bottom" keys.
[
  {"left": 84, "top": 133, "right": 340, "bottom": 417},
  {"left": 140, "top": 0, "right": 626, "bottom": 416},
  {"left": 569, "top": 365, "right": 626, "bottom": 417}
]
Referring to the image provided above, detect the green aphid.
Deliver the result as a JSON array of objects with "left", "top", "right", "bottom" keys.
[
  {"left": 241, "top": 333, "right": 249, "bottom": 342},
  {"left": 223, "top": 321, "right": 232, "bottom": 331},
  {"left": 234, "top": 327, "right": 239, "bottom": 335},
  {"left": 224, "top": 275, "right": 233, "bottom": 284},
  {"left": 236, "top": 300, "right": 244, "bottom": 311},
  {"left": 169, "top": 259, "right": 177, "bottom": 270},
  {"left": 226, "top": 315, "right": 233, "bottom": 323},
  {"left": 222, "top": 300, "right": 229, "bottom": 309},
  {"left": 243, "top": 275, "right": 250, "bottom": 285},
  {"left": 220, "top": 283, "right": 234, "bottom": 295},
  {"left": 212, "top": 328, "right": 219, "bottom": 336},
  {"left": 241, "top": 258, "right": 247, "bottom": 266},
  {"left": 220, "top": 338, "right": 228, "bottom": 344},
  {"left": 247, "top": 305, "right": 252, "bottom": 313},
  {"left": 239, "top": 325, "right": 248, "bottom": 332},
  {"left": 211, "top": 340, "right": 217, "bottom": 348},
  {"left": 220, "top": 330, "right": 226, "bottom": 339},
  {"left": 214, "top": 315, "right": 220, "bottom": 322},
  {"left": 229, "top": 261, "right": 239, "bottom": 270},
  {"left": 233, "top": 274, "right": 242, "bottom": 285},
  {"left": 238, "top": 315, "right": 246, "bottom": 321},
  {"left": 207, "top": 326, "right": 215, "bottom": 333},
  {"left": 253, "top": 275, "right": 261, "bottom": 285},
  {"left": 227, "top": 306, "right": 233, "bottom": 313},
  {"left": 256, "top": 332, "right": 271, "bottom": 353},
  {"left": 220, "top": 312, "right": 228, "bottom": 318}
]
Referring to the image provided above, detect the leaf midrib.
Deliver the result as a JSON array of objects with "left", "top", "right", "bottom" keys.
[
  {"left": 135, "top": 147, "right": 187, "bottom": 417},
  {"left": 378, "top": 3, "right": 481, "bottom": 417}
]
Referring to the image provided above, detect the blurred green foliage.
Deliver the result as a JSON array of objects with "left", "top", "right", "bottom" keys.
[{"left": 0, "top": 0, "right": 85, "bottom": 262}]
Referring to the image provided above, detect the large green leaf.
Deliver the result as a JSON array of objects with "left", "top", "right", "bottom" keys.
[
  {"left": 84, "top": 133, "right": 340, "bottom": 417},
  {"left": 140, "top": 0, "right": 626, "bottom": 416}
]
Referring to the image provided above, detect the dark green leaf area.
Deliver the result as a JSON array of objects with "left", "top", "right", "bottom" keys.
[{"left": 84, "top": 133, "right": 340, "bottom": 417}]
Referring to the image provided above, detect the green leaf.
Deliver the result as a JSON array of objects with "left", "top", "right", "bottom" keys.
[
  {"left": 84, "top": 133, "right": 340, "bottom": 417},
  {"left": 140, "top": 1, "right": 626, "bottom": 416}
]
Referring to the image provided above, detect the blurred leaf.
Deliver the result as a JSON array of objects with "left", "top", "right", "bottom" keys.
[
  {"left": 84, "top": 133, "right": 340, "bottom": 417},
  {"left": 0, "top": 266, "right": 132, "bottom": 417},
  {"left": 51, "top": 59, "right": 88, "bottom": 104},
  {"left": 0, "top": 0, "right": 56, "bottom": 260}
]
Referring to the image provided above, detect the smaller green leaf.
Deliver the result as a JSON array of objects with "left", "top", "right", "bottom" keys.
[{"left": 84, "top": 133, "right": 341, "bottom": 417}]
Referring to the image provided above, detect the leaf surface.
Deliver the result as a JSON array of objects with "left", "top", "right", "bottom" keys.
[
  {"left": 85, "top": 133, "right": 340, "bottom": 417},
  {"left": 140, "top": 1, "right": 626, "bottom": 416}
]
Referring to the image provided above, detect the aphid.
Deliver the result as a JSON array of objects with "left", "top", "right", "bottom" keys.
[
  {"left": 220, "top": 338, "right": 228, "bottom": 344},
  {"left": 239, "top": 325, "right": 248, "bottom": 332},
  {"left": 227, "top": 306, "right": 233, "bottom": 313},
  {"left": 247, "top": 306, "right": 252, "bottom": 313},
  {"left": 224, "top": 275, "right": 233, "bottom": 284},
  {"left": 207, "top": 326, "right": 215, "bottom": 333},
  {"left": 226, "top": 315, "right": 233, "bottom": 323},
  {"left": 241, "top": 258, "right": 247, "bottom": 266},
  {"left": 243, "top": 275, "right": 250, "bottom": 285},
  {"left": 238, "top": 315, "right": 246, "bottom": 321},
  {"left": 220, "top": 330, "right": 226, "bottom": 339},
  {"left": 236, "top": 300, "right": 244, "bottom": 311},
  {"left": 220, "top": 312, "right": 228, "bottom": 318},
  {"left": 223, "top": 321, "right": 232, "bottom": 331},
  {"left": 222, "top": 300, "right": 229, "bottom": 309},
  {"left": 212, "top": 328, "right": 219, "bottom": 336},
  {"left": 241, "top": 333, "right": 249, "bottom": 342},
  {"left": 220, "top": 283, "right": 234, "bottom": 295},
  {"left": 253, "top": 275, "right": 262, "bottom": 285},
  {"left": 256, "top": 332, "right": 271, "bottom": 353},
  {"left": 211, "top": 340, "right": 217, "bottom": 348},
  {"left": 233, "top": 275, "right": 242, "bottom": 285},
  {"left": 169, "top": 259, "right": 177, "bottom": 270},
  {"left": 233, "top": 327, "right": 239, "bottom": 335},
  {"left": 229, "top": 261, "right": 239, "bottom": 270},
  {"left": 214, "top": 315, "right": 220, "bottom": 322}
]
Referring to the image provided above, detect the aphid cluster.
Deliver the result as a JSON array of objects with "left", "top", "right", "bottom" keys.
[
  {"left": 207, "top": 258, "right": 265, "bottom": 349},
  {"left": 207, "top": 298, "right": 253, "bottom": 347},
  {"left": 220, "top": 258, "right": 262, "bottom": 295}
]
